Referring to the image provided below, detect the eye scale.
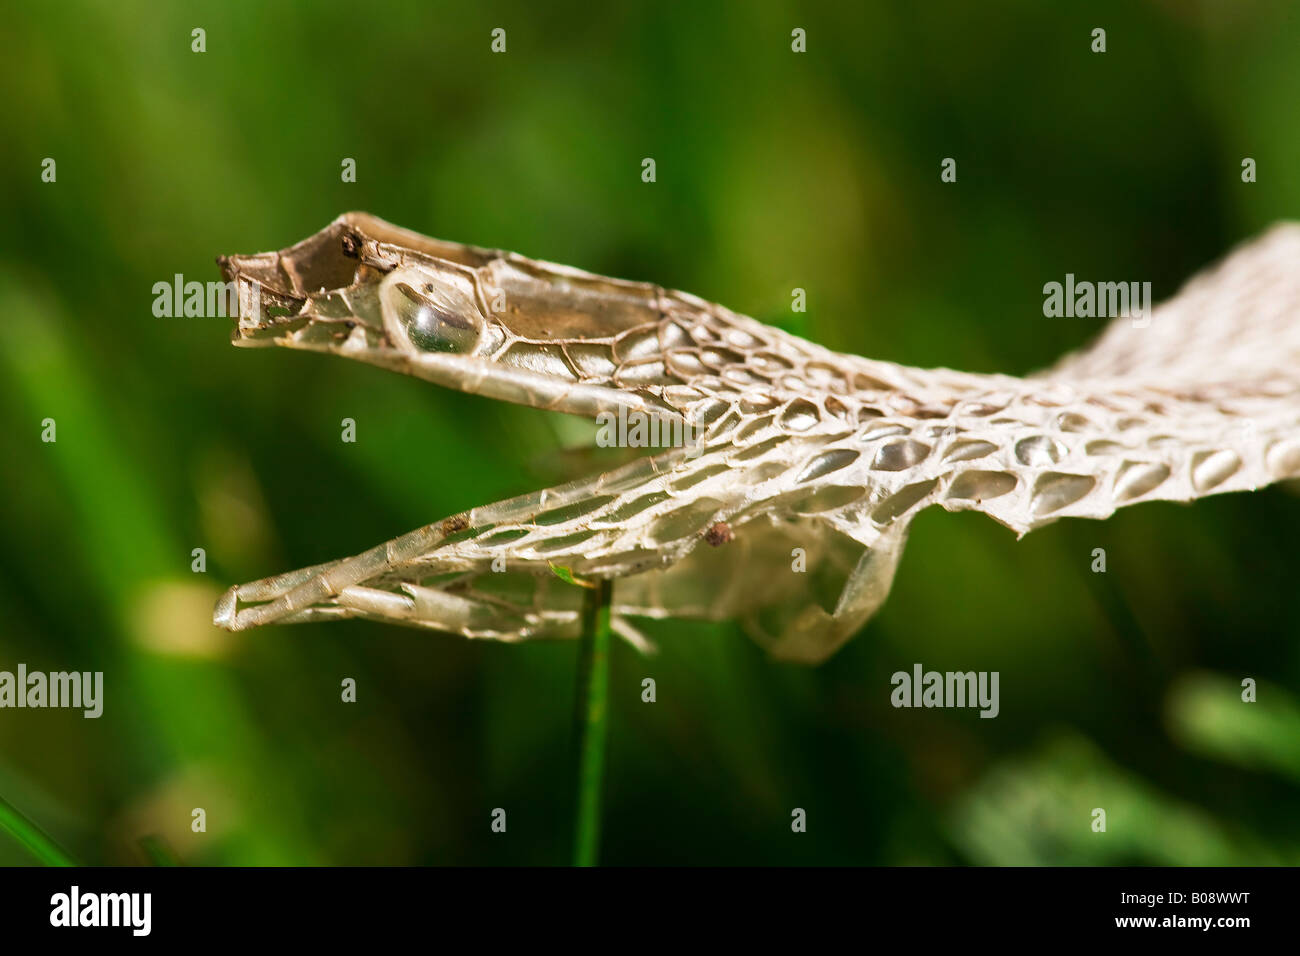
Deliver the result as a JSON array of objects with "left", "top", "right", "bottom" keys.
[
  {"left": 386, "top": 281, "right": 481, "bottom": 354},
  {"left": 214, "top": 214, "right": 1300, "bottom": 663}
]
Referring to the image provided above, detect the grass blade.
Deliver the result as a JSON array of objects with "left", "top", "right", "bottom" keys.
[
  {"left": 572, "top": 578, "right": 614, "bottom": 866},
  {"left": 0, "top": 792, "right": 76, "bottom": 866}
]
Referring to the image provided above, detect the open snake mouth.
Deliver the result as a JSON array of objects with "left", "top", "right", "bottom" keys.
[
  {"left": 213, "top": 215, "right": 1300, "bottom": 662},
  {"left": 210, "top": 215, "right": 880, "bottom": 659}
]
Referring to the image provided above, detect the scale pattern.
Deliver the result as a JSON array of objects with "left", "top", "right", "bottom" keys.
[{"left": 213, "top": 215, "right": 1300, "bottom": 662}]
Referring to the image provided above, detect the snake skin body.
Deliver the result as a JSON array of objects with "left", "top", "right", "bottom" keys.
[{"left": 213, "top": 214, "right": 1300, "bottom": 662}]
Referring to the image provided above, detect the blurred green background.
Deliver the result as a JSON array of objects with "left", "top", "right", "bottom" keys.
[{"left": 2, "top": 0, "right": 1299, "bottom": 865}]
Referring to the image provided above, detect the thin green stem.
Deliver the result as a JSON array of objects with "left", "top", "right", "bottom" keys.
[
  {"left": 0, "top": 793, "right": 76, "bottom": 866},
  {"left": 572, "top": 578, "right": 614, "bottom": 867}
]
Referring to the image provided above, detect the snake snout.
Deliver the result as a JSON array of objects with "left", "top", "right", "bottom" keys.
[{"left": 217, "top": 219, "right": 393, "bottom": 345}]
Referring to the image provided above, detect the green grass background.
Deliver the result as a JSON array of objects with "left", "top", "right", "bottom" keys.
[{"left": 1, "top": 0, "right": 1298, "bottom": 864}]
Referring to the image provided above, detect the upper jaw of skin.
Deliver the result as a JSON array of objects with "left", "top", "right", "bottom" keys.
[{"left": 218, "top": 226, "right": 393, "bottom": 346}]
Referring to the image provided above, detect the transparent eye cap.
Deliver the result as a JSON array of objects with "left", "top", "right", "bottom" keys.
[{"left": 378, "top": 266, "right": 491, "bottom": 356}]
